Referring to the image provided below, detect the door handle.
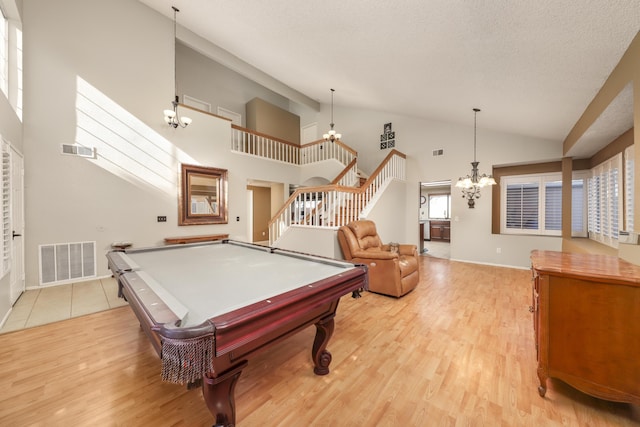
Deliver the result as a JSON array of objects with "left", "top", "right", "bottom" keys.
[{"left": 12, "top": 231, "right": 21, "bottom": 239}]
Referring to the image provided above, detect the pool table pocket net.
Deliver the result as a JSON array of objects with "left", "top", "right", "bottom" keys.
[{"left": 161, "top": 334, "right": 215, "bottom": 384}]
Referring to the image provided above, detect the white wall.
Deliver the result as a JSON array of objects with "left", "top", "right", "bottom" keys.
[
  {"left": 276, "top": 226, "right": 342, "bottom": 259},
  {"left": 366, "top": 179, "right": 407, "bottom": 244},
  {"left": 299, "top": 159, "right": 344, "bottom": 184}
]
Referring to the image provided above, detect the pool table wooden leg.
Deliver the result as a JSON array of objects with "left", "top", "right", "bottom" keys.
[
  {"left": 312, "top": 315, "right": 335, "bottom": 375},
  {"left": 202, "top": 361, "right": 248, "bottom": 427}
]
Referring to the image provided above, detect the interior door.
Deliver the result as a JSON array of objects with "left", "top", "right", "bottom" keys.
[{"left": 9, "top": 146, "right": 24, "bottom": 305}]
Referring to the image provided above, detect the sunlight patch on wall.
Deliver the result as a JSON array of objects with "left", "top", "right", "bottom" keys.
[{"left": 75, "top": 76, "right": 196, "bottom": 196}]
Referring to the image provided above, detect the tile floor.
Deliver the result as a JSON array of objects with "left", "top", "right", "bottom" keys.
[
  {"left": 0, "top": 276, "right": 127, "bottom": 334},
  {"left": 422, "top": 240, "right": 450, "bottom": 259}
]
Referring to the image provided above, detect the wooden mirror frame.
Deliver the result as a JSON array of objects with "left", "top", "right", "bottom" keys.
[{"left": 179, "top": 164, "right": 228, "bottom": 225}]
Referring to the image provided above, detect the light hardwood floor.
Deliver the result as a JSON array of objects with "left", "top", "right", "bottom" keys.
[{"left": 0, "top": 257, "right": 638, "bottom": 426}]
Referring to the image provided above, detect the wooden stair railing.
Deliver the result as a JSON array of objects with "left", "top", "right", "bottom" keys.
[
  {"left": 269, "top": 150, "right": 407, "bottom": 244},
  {"left": 331, "top": 158, "right": 359, "bottom": 186}
]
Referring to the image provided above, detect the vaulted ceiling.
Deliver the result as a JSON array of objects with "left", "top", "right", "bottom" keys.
[{"left": 140, "top": 0, "right": 640, "bottom": 152}]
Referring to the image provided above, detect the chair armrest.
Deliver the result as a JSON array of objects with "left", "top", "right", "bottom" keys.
[{"left": 398, "top": 244, "right": 417, "bottom": 256}]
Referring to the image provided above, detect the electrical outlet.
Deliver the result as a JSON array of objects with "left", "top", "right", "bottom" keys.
[{"left": 157, "top": 216, "right": 167, "bottom": 222}]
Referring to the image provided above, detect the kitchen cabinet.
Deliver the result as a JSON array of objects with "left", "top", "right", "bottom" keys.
[{"left": 429, "top": 220, "right": 450, "bottom": 242}]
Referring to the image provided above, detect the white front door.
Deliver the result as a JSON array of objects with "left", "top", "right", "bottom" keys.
[{"left": 9, "top": 146, "right": 24, "bottom": 305}]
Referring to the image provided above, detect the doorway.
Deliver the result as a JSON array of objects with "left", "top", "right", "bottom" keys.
[
  {"left": 419, "top": 180, "right": 451, "bottom": 259},
  {"left": 246, "top": 180, "right": 285, "bottom": 244}
]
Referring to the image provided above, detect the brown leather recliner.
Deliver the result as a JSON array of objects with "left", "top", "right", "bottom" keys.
[{"left": 337, "top": 220, "right": 419, "bottom": 297}]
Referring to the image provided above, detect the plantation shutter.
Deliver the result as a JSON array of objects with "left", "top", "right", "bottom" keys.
[
  {"left": 601, "top": 171, "right": 610, "bottom": 237},
  {"left": 625, "top": 146, "right": 634, "bottom": 232},
  {"left": 544, "top": 181, "right": 562, "bottom": 231},
  {"left": 610, "top": 168, "right": 619, "bottom": 239},
  {"left": 571, "top": 179, "right": 585, "bottom": 235},
  {"left": 588, "top": 175, "right": 600, "bottom": 234},
  {"left": 506, "top": 182, "right": 539, "bottom": 231}
]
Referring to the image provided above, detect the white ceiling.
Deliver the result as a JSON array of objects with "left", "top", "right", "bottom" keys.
[{"left": 140, "top": 0, "right": 640, "bottom": 153}]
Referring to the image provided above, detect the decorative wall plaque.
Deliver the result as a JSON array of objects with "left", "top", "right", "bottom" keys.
[{"left": 380, "top": 122, "right": 395, "bottom": 149}]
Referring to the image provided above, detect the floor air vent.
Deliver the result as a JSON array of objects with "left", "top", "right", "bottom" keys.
[{"left": 39, "top": 241, "right": 97, "bottom": 285}]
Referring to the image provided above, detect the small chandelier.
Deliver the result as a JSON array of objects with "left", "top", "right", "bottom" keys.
[
  {"left": 163, "top": 6, "right": 192, "bottom": 128},
  {"left": 455, "top": 108, "right": 496, "bottom": 208},
  {"left": 323, "top": 88, "right": 341, "bottom": 142}
]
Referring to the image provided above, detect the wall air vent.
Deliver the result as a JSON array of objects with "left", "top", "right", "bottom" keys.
[
  {"left": 432, "top": 149, "right": 444, "bottom": 156},
  {"left": 61, "top": 144, "right": 96, "bottom": 158},
  {"left": 39, "top": 241, "right": 96, "bottom": 285}
]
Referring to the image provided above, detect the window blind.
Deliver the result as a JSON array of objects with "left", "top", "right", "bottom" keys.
[
  {"left": 0, "top": 12, "right": 7, "bottom": 97},
  {"left": 588, "top": 154, "right": 622, "bottom": 247},
  {"left": 506, "top": 182, "right": 539, "bottom": 230},
  {"left": 572, "top": 179, "right": 585, "bottom": 235},
  {"left": 610, "top": 168, "right": 619, "bottom": 239},
  {"left": 588, "top": 175, "right": 600, "bottom": 234},
  {"left": 544, "top": 181, "right": 562, "bottom": 231},
  {"left": 625, "top": 146, "right": 634, "bottom": 232},
  {"left": 1, "top": 140, "right": 8, "bottom": 274}
]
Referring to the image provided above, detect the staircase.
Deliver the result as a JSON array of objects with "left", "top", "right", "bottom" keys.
[
  {"left": 230, "top": 124, "right": 407, "bottom": 246},
  {"left": 268, "top": 150, "right": 406, "bottom": 245}
]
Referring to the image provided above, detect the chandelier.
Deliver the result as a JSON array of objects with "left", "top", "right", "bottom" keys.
[
  {"left": 323, "top": 88, "right": 341, "bottom": 142},
  {"left": 455, "top": 108, "right": 496, "bottom": 208},
  {"left": 163, "top": 6, "right": 192, "bottom": 128}
]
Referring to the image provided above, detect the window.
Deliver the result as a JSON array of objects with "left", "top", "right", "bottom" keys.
[
  {"left": 505, "top": 179, "right": 539, "bottom": 233},
  {"left": 0, "top": 5, "right": 22, "bottom": 120},
  {"left": 0, "top": 10, "right": 7, "bottom": 97},
  {"left": 501, "top": 172, "right": 587, "bottom": 237},
  {"left": 625, "top": 145, "right": 634, "bottom": 232},
  {"left": 428, "top": 194, "right": 450, "bottom": 219},
  {"left": 571, "top": 177, "right": 587, "bottom": 237},
  {"left": 0, "top": 138, "right": 9, "bottom": 276},
  {"left": 588, "top": 154, "right": 623, "bottom": 247},
  {"left": 14, "top": 26, "right": 21, "bottom": 120}
]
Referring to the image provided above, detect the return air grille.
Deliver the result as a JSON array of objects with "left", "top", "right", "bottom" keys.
[
  {"left": 61, "top": 144, "right": 95, "bottom": 158},
  {"left": 39, "top": 241, "right": 96, "bottom": 285}
]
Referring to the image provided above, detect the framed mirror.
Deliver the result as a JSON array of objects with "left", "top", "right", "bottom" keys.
[{"left": 179, "top": 164, "right": 228, "bottom": 225}]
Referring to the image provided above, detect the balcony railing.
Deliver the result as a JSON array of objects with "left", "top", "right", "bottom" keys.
[
  {"left": 231, "top": 125, "right": 300, "bottom": 164},
  {"left": 300, "top": 139, "right": 357, "bottom": 166},
  {"left": 231, "top": 125, "right": 357, "bottom": 167}
]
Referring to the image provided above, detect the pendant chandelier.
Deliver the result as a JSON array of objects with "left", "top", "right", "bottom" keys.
[
  {"left": 323, "top": 88, "right": 341, "bottom": 142},
  {"left": 455, "top": 108, "right": 496, "bottom": 208},
  {"left": 163, "top": 6, "right": 192, "bottom": 128}
]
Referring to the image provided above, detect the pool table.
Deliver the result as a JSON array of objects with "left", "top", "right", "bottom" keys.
[{"left": 106, "top": 240, "right": 368, "bottom": 426}]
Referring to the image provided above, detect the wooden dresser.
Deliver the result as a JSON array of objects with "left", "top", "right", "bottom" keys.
[{"left": 530, "top": 250, "right": 640, "bottom": 404}]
